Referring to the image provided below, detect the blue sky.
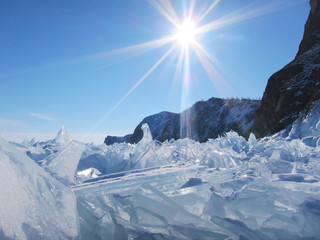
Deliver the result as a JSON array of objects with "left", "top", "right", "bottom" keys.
[{"left": 0, "top": 0, "right": 309, "bottom": 143}]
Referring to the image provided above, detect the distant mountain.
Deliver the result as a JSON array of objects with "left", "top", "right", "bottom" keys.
[
  {"left": 253, "top": 0, "right": 320, "bottom": 138},
  {"left": 105, "top": 97, "right": 260, "bottom": 145}
]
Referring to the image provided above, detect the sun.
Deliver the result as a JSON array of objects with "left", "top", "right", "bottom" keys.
[
  {"left": 176, "top": 19, "right": 197, "bottom": 47},
  {"left": 92, "top": 0, "right": 297, "bottom": 131}
]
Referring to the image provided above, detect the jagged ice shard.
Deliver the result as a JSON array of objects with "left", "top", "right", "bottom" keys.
[{"left": 0, "top": 136, "right": 79, "bottom": 240}]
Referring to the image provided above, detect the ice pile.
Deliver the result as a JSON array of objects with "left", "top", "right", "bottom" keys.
[
  {"left": 72, "top": 102, "right": 320, "bottom": 239},
  {"left": 14, "top": 123, "right": 73, "bottom": 164},
  {"left": 1, "top": 101, "right": 320, "bottom": 239},
  {"left": 74, "top": 131, "right": 320, "bottom": 239}
]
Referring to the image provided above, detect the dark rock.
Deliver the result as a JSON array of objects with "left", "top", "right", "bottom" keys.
[
  {"left": 298, "top": 0, "right": 320, "bottom": 56},
  {"left": 253, "top": 0, "right": 320, "bottom": 138},
  {"left": 104, "top": 134, "right": 132, "bottom": 145}
]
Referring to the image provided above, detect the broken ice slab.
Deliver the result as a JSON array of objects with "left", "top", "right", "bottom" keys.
[
  {"left": 277, "top": 174, "right": 318, "bottom": 183},
  {"left": 42, "top": 141, "right": 87, "bottom": 185},
  {"left": 72, "top": 164, "right": 206, "bottom": 196},
  {"left": 265, "top": 160, "right": 294, "bottom": 174}
]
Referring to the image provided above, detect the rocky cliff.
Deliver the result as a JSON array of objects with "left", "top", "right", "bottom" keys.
[
  {"left": 253, "top": 0, "right": 320, "bottom": 138},
  {"left": 105, "top": 98, "right": 260, "bottom": 145}
]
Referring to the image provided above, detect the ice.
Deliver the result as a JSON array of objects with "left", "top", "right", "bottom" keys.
[
  {"left": 289, "top": 100, "right": 320, "bottom": 143},
  {"left": 130, "top": 123, "right": 163, "bottom": 169},
  {"left": 300, "top": 199, "right": 320, "bottom": 236},
  {"left": 248, "top": 132, "right": 258, "bottom": 148},
  {"left": 53, "top": 123, "right": 72, "bottom": 146},
  {"left": 0, "top": 136, "right": 79, "bottom": 240},
  {"left": 15, "top": 124, "right": 74, "bottom": 164},
  {"left": 42, "top": 141, "right": 86, "bottom": 185}
]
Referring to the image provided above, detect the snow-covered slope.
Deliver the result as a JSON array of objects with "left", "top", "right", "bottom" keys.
[
  {"left": 0, "top": 137, "right": 79, "bottom": 240},
  {"left": 105, "top": 98, "right": 260, "bottom": 145}
]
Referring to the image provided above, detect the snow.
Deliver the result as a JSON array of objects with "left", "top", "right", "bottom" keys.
[
  {"left": 1, "top": 101, "right": 320, "bottom": 239},
  {"left": 75, "top": 168, "right": 101, "bottom": 181}
]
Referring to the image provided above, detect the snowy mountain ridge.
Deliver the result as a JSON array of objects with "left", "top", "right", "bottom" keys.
[{"left": 105, "top": 97, "right": 260, "bottom": 145}]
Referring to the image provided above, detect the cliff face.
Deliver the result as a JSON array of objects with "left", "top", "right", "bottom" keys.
[
  {"left": 253, "top": 0, "right": 320, "bottom": 138},
  {"left": 298, "top": 0, "right": 320, "bottom": 55},
  {"left": 105, "top": 98, "right": 260, "bottom": 145}
]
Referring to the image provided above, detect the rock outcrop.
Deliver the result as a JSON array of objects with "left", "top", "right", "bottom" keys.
[
  {"left": 105, "top": 98, "right": 260, "bottom": 145},
  {"left": 104, "top": 134, "right": 132, "bottom": 145},
  {"left": 253, "top": 0, "right": 320, "bottom": 138}
]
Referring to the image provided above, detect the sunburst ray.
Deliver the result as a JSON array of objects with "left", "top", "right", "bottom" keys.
[
  {"left": 198, "top": 0, "right": 304, "bottom": 34},
  {"left": 180, "top": 47, "right": 192, "bottom": 139},
  {"left": 149, "top": 0, "right": 180, "bottom": 27},
  {"left": 193, "top": 43, "right": 233, "bottom": 95},
  {"left": 83, "top": 36, "right": 176, "bottom": 63},
  {"left": 196, "top": 0, "right": 220, "bottom": 24},
  {"left": 88, "top": 45, "right": 176, "bottom": 132},
  {"left": 187, "top": 0, "right": 197, "bottom": 19},
  {"left": 159, "top": 0, "right": 180, "bottom": 24}
]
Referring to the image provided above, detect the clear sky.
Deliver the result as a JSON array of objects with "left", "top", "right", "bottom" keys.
[{"left": 0, "top": 0, "right": 310, "bottom": 143}]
